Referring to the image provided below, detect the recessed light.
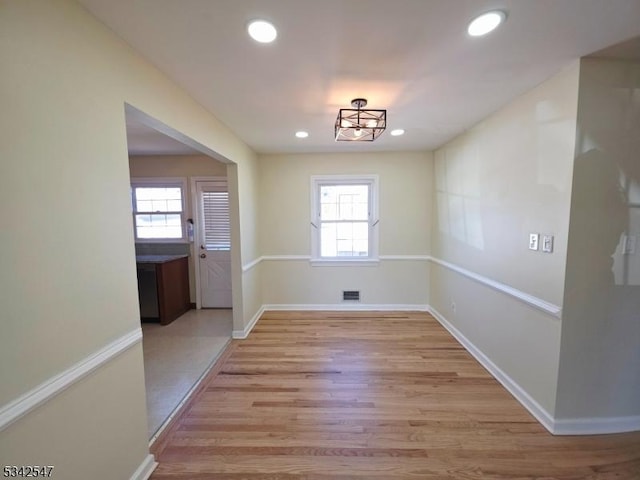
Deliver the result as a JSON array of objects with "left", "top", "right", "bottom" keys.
[
  {"left": 467, "top": 10, "right": 506, "bottom": 37},
  {"left": 390, "top": 129, "right": 405, "bottom": 136},
  {"left": 295, "top": 131, "right": 309, "bottom": 138},
  {"left": 247, "top": 20, "right": 277, "bottom": 43}
]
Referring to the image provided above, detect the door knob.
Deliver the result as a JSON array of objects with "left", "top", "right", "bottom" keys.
[{"left": 200, "top": 253, "right": 206, "bottom": 258}]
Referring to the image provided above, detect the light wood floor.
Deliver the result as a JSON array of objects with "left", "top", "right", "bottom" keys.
[{"left": 150, "top": 311, "right": 640, "bottom": 479}]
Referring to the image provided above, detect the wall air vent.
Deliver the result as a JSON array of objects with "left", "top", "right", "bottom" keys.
[{"left": 342, "top": 290, "right": 360, "bottom": 301}]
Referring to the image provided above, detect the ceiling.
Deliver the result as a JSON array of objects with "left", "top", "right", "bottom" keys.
[{"left": 79, "top": 0, "right": 640, "bottom": 155}]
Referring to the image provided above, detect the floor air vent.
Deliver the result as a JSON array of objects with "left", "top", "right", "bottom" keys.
[{"left": 342, "top": 290, "right": 360, "bottom": 301}]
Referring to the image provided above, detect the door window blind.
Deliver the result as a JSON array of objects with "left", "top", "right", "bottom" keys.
[{"left": 202, "top": 191, "right": 230, "bottom": 250}]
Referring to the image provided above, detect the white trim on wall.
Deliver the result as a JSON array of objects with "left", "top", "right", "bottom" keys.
[
  {"left": 130, "top": 454, "right": 158, "bottom": 480},
  {"left": 379, "top": 255, "right": 430, "bottom": 261},
  {"left": 234, "top": 304, "right": 429, "bottom": 339},
  {"left": 428, "top": 305, "right": 556, "bottom": 433},
  {"left": 241, "top": 254, "right": 430, "bottom": 273},
  {"left": 429, "top": 256, "right": 562, "bottom": 319},
  {"left": 241, "top": 255, "right": 311, "bottom": 273},
  {"left": 264, "top": 304, "right": 429, "bottom": 312},
  {"left": 0, "top": 328, "right": 142, "bottom": 432},
  {"left": 232, "top": 305, "right": 266, "bottom": 339},
  {"left": 553, "top": 416, "right": 640, "bottom": 435},
  {"left": 242, "top": 255, "right": 561, "bottom": 320},
  {"left": 429, "top": 305, "right": 640, "bottom": 435}
]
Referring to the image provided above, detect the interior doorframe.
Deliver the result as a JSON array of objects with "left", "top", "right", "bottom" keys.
[{"left": 190, "top": 175, "right": 228, "bottom": 309}]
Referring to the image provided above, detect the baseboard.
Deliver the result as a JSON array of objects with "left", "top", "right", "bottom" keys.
[
  {"left": 232, "top": 305, "right": 266, "bottom": 339},
  {"left": 428, "top": 305, "right": 556, "bottom": 434},
  {"left": 0, "top": 328, "right": 142, "bottom": 432},
  {"left": 263, "top": 303, "right": 429, "bottom": 312},
  {"left": 553, "top": 415, "right": 640, "bottom": 435},
  {"left": 233, "top": 304, "right": 429, "bottom": 340},
  {"left": 130, "top": 454, "right": 157, "bottom": 480}
]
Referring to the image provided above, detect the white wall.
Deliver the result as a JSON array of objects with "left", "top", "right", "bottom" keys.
[
  {"left": 0, "top": 1, "right": 258, "bottom": 477},
  {"left": 256, "top": 152, "right": 432, "bottom": 308},
  {"left": 430, "top": 62, "right": 580, "bottom": 417},
  {"left": 556, "top": 57, "right": 640, "bottom": 423}
]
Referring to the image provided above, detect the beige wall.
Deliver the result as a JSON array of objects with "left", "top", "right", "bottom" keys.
[
  {"left": 129, "top": 154, "right": 227, "bottom": 178},
  {"left": 430, "top": 62, "right": 581, "bottom": 415},
  {"left": 238, "top": 155, "right": 262, "bottom": 330},
  {"left": 257, "top": 152, "right": 432, "bottom": 307},
  {"left": 0, "top": 346, "right": 149, "bottom": 480},
  {"left": 129, "top": 154, "right": 227, "bottom": 302},
  {"left": 0, "top": 0, "right": 257, "bottom": 477},
  {"left": 556, "top": 57, "right": 640, "bottom": 420}
]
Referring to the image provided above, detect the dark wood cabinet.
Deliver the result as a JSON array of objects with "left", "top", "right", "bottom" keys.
[{"left": 136, "top": 255, "right": 191, "bottom": 325}]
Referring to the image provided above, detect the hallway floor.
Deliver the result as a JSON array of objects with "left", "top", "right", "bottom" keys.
[{"left": 141, "top": 308, "right": 232, "bottom": 438}]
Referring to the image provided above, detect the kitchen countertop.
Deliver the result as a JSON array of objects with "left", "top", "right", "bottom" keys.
[{"left": 136, "top": 254, "right": 189, "bottom": 264}]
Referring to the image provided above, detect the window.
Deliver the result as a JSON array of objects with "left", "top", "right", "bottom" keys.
[
  {"left": 311, "top": 175, "right": 379, "bottom": 263},
  {"left": 131, "top": 178, "right": 187, "bottom": 241},
  {"left": 201, "top": 183, "right": 230, "bottom": 251}
]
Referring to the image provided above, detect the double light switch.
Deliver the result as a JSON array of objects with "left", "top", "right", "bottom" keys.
[{"left": 529, "top": 233, "right": 553, "bottom": 253}]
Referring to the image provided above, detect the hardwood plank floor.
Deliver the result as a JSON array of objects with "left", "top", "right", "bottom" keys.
[{"left": 150, "top": 311, "right": 640, "bottom": 479}]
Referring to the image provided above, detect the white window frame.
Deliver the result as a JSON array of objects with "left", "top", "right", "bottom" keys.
[
  {"left": 131, "top": 177, "right": 188, "bottom": 243},
  {"left": 310, "top": 174, "right": 379, "bottom": 266}
]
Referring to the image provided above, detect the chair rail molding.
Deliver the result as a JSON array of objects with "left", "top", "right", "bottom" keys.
[{"left": 0, "top": 328, "right": 142, "bottom": 432}]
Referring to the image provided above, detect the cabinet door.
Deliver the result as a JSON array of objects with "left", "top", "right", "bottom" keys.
[{"left": 157, "top": 257, "right": 190, "bottom": 324}]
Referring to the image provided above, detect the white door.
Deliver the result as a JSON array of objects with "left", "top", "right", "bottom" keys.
[{"left": 196, "top": 180, "right": 232, "bottom": 308}]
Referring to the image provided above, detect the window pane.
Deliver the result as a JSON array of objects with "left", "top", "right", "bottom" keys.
[
  {"left": 167, "top": 199, "right": 182, "bottom": 211},
  {"left": 320, "top": 203, "right": 338, "bottom": 221},
  {"left": 164, "top": 187, "right": 182, "bottom": 200},
  {"left": 135, "top": 214, "right": 182, "bottom": 239},
  {"left": 353, "top": 222, "right": 368, "bottom": 240},
  {"left": 337, "top": 239, "right": 353, "bottom": 256},
  {"left": 166, "top": 214, "right": 181, "bottom": 226},
  {"left": 151, "top": 199, "right": 168, "bottom": 211},
  {"left": 353, "top": 239, "right": 368, "bottom": 256},
  {"left": 320, "top": 221, "right": 368, "bottom": 257},
  {"left": 320, "top": 223, "right": 337, "bottom": 257},
  {"left": 336, "top": 223, "right": 352, "bottom": 239},
  {"left": 320, "top": 184, "right": 368, "bottom": 221},
  {"left": 136, "top": 200, "right": 152, "bottom": 212},
  {"left": 134, "top": 187, "right": 182, "bottom": 213},
  {"left": 136, "top": 214, "right": 149, "bottom": 226}
]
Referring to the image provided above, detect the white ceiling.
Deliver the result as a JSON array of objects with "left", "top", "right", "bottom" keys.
[{"left": 79, "top": 0, "right": 640, "bottom": 155}]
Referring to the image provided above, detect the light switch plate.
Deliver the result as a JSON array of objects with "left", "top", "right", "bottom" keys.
[
  {"left": 542, "top": 234, "right": 554, "bottom": 253},
  {"left": 529, "top": 233, "right": 539, "bottom": 251},
  {"left": 623, "top": 235, "right": 636, "bottom": 254}
]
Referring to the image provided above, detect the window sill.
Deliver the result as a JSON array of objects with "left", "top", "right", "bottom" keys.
[
  {"left": 310, "top": 258, "right": 380, "bottom": 267},
  {"left": 135, "top": 239, "right": 189, "bottom": 244}
]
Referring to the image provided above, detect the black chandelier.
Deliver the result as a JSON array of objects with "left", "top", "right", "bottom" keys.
[{"left": 334, "top": 98, "right": 387, "bottom": 142}]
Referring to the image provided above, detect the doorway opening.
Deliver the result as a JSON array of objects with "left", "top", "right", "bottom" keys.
[{"left": 124, "top": 104, "right": 238, "bottom": 440}]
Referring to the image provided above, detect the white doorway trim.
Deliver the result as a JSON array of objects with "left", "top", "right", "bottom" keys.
[{"left": 190, "top": 176, "right": 228, "bottom": 309}]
